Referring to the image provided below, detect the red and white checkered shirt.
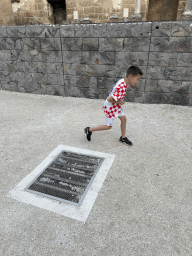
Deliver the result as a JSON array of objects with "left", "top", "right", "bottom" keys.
[{"left": 103, "top": 79, "right": 129, "bottom": 119}]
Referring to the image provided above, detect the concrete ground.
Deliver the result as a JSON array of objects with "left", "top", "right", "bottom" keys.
[{"left": 0, "top": 90, "right": 192, "bottom": 256}]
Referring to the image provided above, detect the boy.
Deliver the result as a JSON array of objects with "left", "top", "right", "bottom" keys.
[{"left": 84, "top": 66, "right": 143, "bottom": 146}]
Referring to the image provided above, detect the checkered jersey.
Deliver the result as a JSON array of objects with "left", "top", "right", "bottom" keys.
[{"left": 103, "top": 79, "right": 127, "bottom": 119}]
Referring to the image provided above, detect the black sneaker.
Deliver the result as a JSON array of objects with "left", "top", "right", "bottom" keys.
[
  {"left": 119, "top": 136, "right": 132, "bottom": 146},
  {"left": 84, "top": 127, "right": 92, "bottom": 141}
]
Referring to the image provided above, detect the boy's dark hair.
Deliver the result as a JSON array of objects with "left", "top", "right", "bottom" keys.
[{"left": 126, "top": 66, "right": 143, "bottom": 77}]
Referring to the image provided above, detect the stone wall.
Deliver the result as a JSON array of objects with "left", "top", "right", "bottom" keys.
[{"left": 0, "top": 21, "right": 192, "bottom": 106}]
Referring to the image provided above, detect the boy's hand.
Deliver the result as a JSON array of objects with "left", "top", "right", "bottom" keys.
[{"left": 119, "top": 100, "right": 125, "bottom": 105}]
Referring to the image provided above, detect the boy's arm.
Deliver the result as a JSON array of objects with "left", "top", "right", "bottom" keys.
[{"left": 107, "top": 95, "right": 125, "bottom": 105}]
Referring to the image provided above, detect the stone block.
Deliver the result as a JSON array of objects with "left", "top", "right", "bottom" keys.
[
  {"left": 29, "top": 50, "right": 62, "bottom": 63},
  {"left": 81, "top": 51, "right": 115, "bottom": 65},
  {"left": 0, "top": 61, "right": 25, "bottom": 72},
  {"left": 115, "top": 52, "right": 148, "bottom": 68},
  {"left": 0, "top": 39, "right": 6, "bottom": 50},
  {"left": 74, "top": 23, "right": 107, "bottom": 37},
  {"left": 98, "top": 77, "right": 118, "bottom": 99},
  {"left": 64, "top": 75, "right": 98, "bottom": 98},
  {"left": 4, "top": 38, "right": 22, "bottom": 50},
  {"left": 22, "top": 38, "right": 41, "bottom": 51},
  {"left": 146, "top": 66, "right": 166, "bottom": 80},
  {"left": 63, "top": 51, "right": 82, "bottom": 64},
  {"left": 171, "top": 21, "right": 192, "bottom": 37},
  {"left": 0, "top": 50, "right": 12, "bottom": 61},
  {"left": 124, "top": 37, "right": 150, "bottom": 52},
  {"left": 37, "top": 62, "right": 63, "bottom": 74},
  {"left": 61, "top": 38, "right": 83, "bottom": 51},
  {"left": 164, "top": 67, "right": 192, "bottom": 81},
  {"left": 76, "top": 64, "right": 106, "bottom": 77},
  {"left": 144, "top": 91, "right": 190, "bottom": 105},
  {"left": 148, "top": 52, "right": 178, "bottom": 67},
  {"left": 105, "top": 65, "right": 127, "bottom": 78},
  {"left": 25, "top": 62, "right": 38, "bottom": 73},
  {"left": 40, "top": 38, "right": 61, "bottom": 51},
  {"left": 0, "top": 27, "right": 7, "bottom": 38},
  {"left": 11, "top": 50, "right": 30, "bottom": 62},
  {"left": 151, "top": 22, "right": 172, "bottom": 37},
  {"left": 60, "top": 25, "right": 75, "bottom": 37},
  {"left": 6, "top": 25, "right": 26, "bottom": 38},
  {"left": 1, "top": 81, "right": 18, "bottom": 91},
  {"left": 158, "top": 80, "right": 190, "bottom": 94},
  {"left": 26, "top": 25, "right": 60, "bottom": 38},
  {"left": 63, "top": 63, "right": 77, "bottom": 76},
  {"left": 83, "top": 38, "right": 99, "bottom": 51},
  {"left": 124, "top": 90, "right": 144, "bottom": 103},
  {"left": 145, "top": 79, "right": 183, "bottom": 93},
  {"left": 47, "top": 73, "right": 64, "bottom": 85},
  {"left": 106, "top": 22, "right": 152, "bottom": 37},
  {"left": 150, "top": 37, "right": 191, "bottom": 52},
  {"left": 41, "top": 84, "right": 65, "bottom": 96},
  {"left": 0, "top": 70, "right": 12, "bottom": 82},
  {"left": 177, "top": 53, "right": 192, "bottom": 66},
  {"left": 99, "top": 38, "right": 124, "bottom": 52}
]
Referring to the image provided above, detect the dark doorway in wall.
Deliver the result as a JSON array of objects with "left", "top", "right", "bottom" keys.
[
  {"left": 147, "top": 0, "right": 179, "bottom": 21},
  {"left": 47, "top": 0, "right": 66, "bottom": 24}
]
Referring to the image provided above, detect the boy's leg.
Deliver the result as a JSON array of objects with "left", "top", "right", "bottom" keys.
[
  {"left": 118, "top": 115, "right": 132, "bottom": 145},
  {"left": 118, "top": 115, "right": 127, "bottom": 138},
  {"left": 89, "top": 125, "right": 112, "bottom": 132}
]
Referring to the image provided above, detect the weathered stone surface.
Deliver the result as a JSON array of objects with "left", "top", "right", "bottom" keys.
[
  {"left": 0, "top": 50, "right": 12, "bottom": 61},
  {"left": 147, "top": 65, "right": 167, "bottom": 80},
  {"left": 63, "top": 51, "right": 82, "bottom": 64},
  {"left": 125, "top": 90, "right": 145, "bottom": 103},
  {"left": 150, "top": 37, "right": 191, "bottom": 52},
  {"left": 124, "top": 37, "right": 150, "bottom": 52},
  {"left": 29, "top": 50, "right": 62, "bottom": 63},
  {"left": 99, "top": 38, "right": 124, "bottom": 52},
  {"left": 76, "top": 64, "right": 106, "bottom": 77},
  {"left": 74, "top": 23, "right": 107, "bottom": 37},
  {"left": 145, "top": 79, "right": 182, "bottom": 93},
  {"left": 106, "top": 22, "right": 152, "bottom": 37},
  {"left": 164, "top": 67, "right": 192, "bottom": 81},
  {"left": 83, "top": 38, "right": 99, "bottom": 51},
  {"left": 61, "top": 38, "right": 83, "bottom": 51},
  {"left": 22, "top": 38, "right": 41, "bottom": 51},
  {"left": 60, "top": 25, "right": 75, "bottom": 37},
  {"left": 177, "top": 53, "right": 192, "bottom": 66},
  {"left": 63, "top": 63, "right": 77, "bottom": 76},
  {"left": 40, "top": 38, "right": 61, "bottom": 51},
  {"left": 144, "top": 91, "right": 190, "bottom": 105},
  {"left": 40, "top": 84, "right": 65, "bottom": 96},
  {"left": 0, "top": 61, "right": 25, "bottom": 72},
  {"left": 98, "top": 77, "right": 118, "bottom": 99},
  {"left": 151, "top": 22, "right": 172, "bottom": 37},
  {"left": 171, "top": 21, "right": 192, "bottom": 37},
  {"left": 0, "top": 27, "right": 7, "bottom": 38},
  {"left": 64, "top": 75, "right": 98, "bottom": 98},
  {"left": 1, "top": 81, "right": 18, "bottom": 91},
  {"left": 6, "top": 26, "right": 26, "bottom": 38},
  {"left": 148, "top": 52, "right": 178, "bottom": 67},
  {"left": 115, "top": 52, "right": 148, "bottom": 68},
  {"left": 81, "top": 51, "right": 115, "bottom": 65},
  {"left": 26, "top": 25, "right": 60, "bottom": 38},
  {"left": 3, "top": 38, "right": 22, "bottom": 50}
]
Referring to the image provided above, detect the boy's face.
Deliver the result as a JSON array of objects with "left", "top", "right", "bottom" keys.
[{"left": 129, "top": 74, "right": 141, "bottom": 87}]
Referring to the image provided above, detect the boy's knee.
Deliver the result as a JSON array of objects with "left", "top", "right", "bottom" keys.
[{"left": 121, "top": 116, "right": 127, "bottom": 122}]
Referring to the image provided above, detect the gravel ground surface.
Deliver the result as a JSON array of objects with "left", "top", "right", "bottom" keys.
[{"left": 0, "top": 90, "right": 192, "bottom": 256}]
